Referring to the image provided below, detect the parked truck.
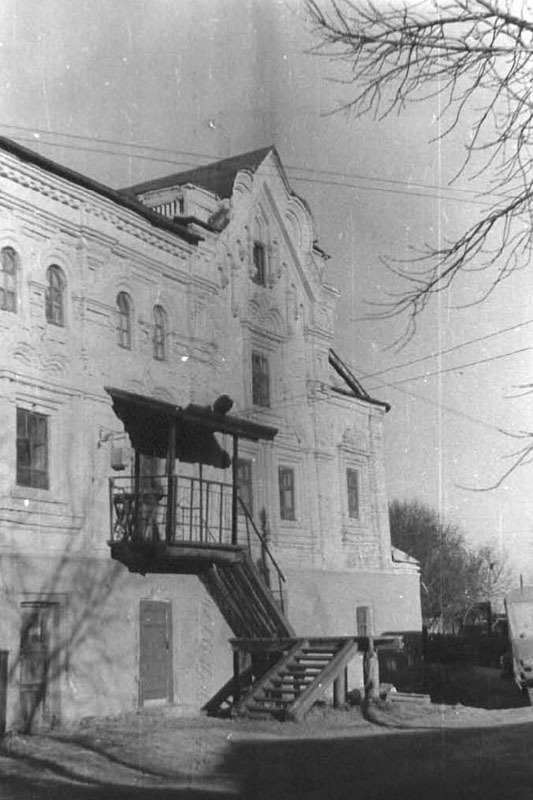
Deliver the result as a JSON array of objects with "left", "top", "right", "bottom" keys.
[{"left": 504, "top": 587, "right": 533, "bottom": 702}]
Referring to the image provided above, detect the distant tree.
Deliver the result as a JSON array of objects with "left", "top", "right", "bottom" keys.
[
  {"left": 389, "top": 499, "right": 512, "bottom": 630},
  {"left": 307, "top": 0, "right": 533, "bottom": 339}
]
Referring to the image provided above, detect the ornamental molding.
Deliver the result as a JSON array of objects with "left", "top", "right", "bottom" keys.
[
  {"left": 0, "top": 158, "right": 192, "bottom": 260},
  {"left": 12, "top": 341, "right": 70, "bottom": 379},
  {"left": 244, "top": 294, "right": 287, "bottom": 340}
]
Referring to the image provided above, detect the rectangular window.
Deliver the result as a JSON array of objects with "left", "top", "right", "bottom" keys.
[
  {"left": 356, "top": 605, "right": 371, "bottom": 637},
  {"left": 237, "top": 458, "right": 253, "bottom": 516},
  {"left": 279, "top": 466, "right": 295, "bottom": 521},
  {"left": 17, "top": 408, "right": 49, "bottom": 489},
  {"left": 253, "top": 242, "right": 266, "bottom": 286},
  {"left": 346, "top": 468, "right": 359, "bottom": 519},
  {"left": 252, "top": 352, "right": 270, "bottom": 407}
]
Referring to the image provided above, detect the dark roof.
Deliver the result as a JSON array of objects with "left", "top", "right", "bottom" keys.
[
  {"left": 0, "top": 136, "right": 200, "bottom": 245},
  {"left": 120, "top": 146, "right": 275, "bottom": 199},
  {"left": 105, "top": 387, "right": 278, "bottom": 466}
]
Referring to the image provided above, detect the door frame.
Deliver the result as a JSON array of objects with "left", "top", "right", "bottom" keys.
[
  {"left": 138, "top": 599, "right": 173, "bottom": 707},
  {"left": 19, "top": 600, "right": 61, "bottom": 732}
]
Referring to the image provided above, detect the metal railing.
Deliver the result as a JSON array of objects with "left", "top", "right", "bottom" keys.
[
  {"left": 109, "top": 475, "right": 168, "bottom": 544},
  {"left": 173, "top": 476, "right": 232, "bottom": 544},
  {"left": 109, "top": 475, "right": 233, "bottom": 545},
  {"left": 238, "top": 497, "right": 287, "bottom": 616},
  {"left": 109, "top": 474, "right": 287, "bottom": 613}
]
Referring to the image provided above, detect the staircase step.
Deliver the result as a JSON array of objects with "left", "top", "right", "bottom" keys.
[
  {"left": 285, "top": 666, "right": 322, "bottom": 674},
  {"left": 271, "top": 676, "right": 314, "bottom": 686},
  {"left": 234, "top": 636, "right": 359, "bottom": 723},
  {"left": 250, "top": 698, "right": 293, "bottom": 709}
]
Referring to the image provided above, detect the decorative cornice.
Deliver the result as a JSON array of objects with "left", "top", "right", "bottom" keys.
[{"left": 0, "top": 156, "right": 195, "bottom": 260}]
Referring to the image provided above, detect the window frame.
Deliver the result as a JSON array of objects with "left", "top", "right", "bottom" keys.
[
  {"left": 0, "top": 246, "right": 17, "bottom": 313},
  {"left": 252, "top": 241, "right": 267, "bottom": 286},
  {"left": 356, "top": 605, "right": 372, "bottom": 637},
  {"left": 278, "top": 465, "right": 296, "bottom": 521},
  {"left": 251, "top": 351, "right": 270, "bottom": 408},
  {"left": 116, "top": 291, "right": 132, "bottom": 350},
  {"left": 16, "top": 407, "right": 49, "bottom": 490},
  {"left": 45, "top": 265, "right": 65, "bottom": 327},
  {"left": 346, "top": 467, "right": 360, "bottom": 520},
  {"left": 236, "top": 458, "right": 254, "bottom": 516},
  {"left": 152, "top": 305, "right": 167, "bottom": 361}
]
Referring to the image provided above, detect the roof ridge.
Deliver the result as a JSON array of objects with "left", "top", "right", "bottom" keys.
[{"left": 120, "top": 145, "right": 276, "bottom": 198}]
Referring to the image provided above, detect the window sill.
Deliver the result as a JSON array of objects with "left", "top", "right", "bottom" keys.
[
  {"left": 11, "top": 485, "right": 59, "bottom": 504},
  {"left": 278, "top": 518, "right": 302, "bottom": 528}
]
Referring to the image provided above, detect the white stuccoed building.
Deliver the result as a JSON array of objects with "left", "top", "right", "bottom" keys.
[{"left": 0, "top": 137, "right": 420, "bottom": 732}]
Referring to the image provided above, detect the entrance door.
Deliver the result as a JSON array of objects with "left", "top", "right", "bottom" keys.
[
  {"left": 139, "top": 600, "right": 173, "bottom": 705},
  {"left": 19, "top": 603, "right": 59, "bottom": 732}
]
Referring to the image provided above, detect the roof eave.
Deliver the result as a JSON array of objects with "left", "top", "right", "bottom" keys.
[{"left": 0, "top": 136, "right": 201, "bottom": 245}]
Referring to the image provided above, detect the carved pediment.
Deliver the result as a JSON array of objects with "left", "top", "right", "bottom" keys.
[{"left": 245, "top": 295, "right": 287, "bottom": 340}]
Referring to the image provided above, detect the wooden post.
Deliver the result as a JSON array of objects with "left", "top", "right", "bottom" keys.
[
  {"left": 233, "top": 650, "right": 241, "bottom": 705},
  {"left": 231, "top": 435, "right": 239, "bottom": 545},
  {"left": 165, "top": 415, "right": 176, "bottom": 544},
  {"left": 199, "top": 462, "right": 204, "bottom": 542},
  {"left": 333, "top": 668, "right": 347, "bottom": 708},
  {"left": 364, "top": 638, "right": 380, "bottom": 703}
]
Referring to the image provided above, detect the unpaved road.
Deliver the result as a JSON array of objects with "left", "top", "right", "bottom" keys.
[{"left": 2, "top": 702, "right": 533, "bottom": 799}]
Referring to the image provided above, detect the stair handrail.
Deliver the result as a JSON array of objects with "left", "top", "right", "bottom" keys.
[
  {"left": 237, "top": 498, "right": 286, "bottom": 585},
  {"left": 236, "top": 638, "right": 306, "bottom": 715},
  {"left": 287, "top": 637, "right": 359, "bottom": 722}
]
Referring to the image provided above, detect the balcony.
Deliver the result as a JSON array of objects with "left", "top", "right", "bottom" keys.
[
  {"left": 110, "top": 474, "right": 234, "bottom": 544},
  {"left": 108, "top": 474, "right": 286, "bottom": 603}
]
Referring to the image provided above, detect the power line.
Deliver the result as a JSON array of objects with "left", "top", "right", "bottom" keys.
[
  {"left": 287, "top": 173, "right": 490, "bottom": 207},
  {"left": 367, "top": 345, "right": 533, "bottom": 391},
  {"left": 10, "top": 134, "right": 490, "bottom": 207},
  {"left": 264, "top": 358, "right": 511, "bottom": 437},
  {"left": 337, "top": 353, "right": 515, "bottom": 435},
  {"left": 1, "top": 123, "right": 493, "bottom": 206},
  {"left": 360, "top": 317, "right": 533, "bottom": 381},
  {"left": 0, "top": 123, "right": 209, "bottom": 162},
  {"left": 1, "top": 122, "right": 482, "bottom": 195},
  {"left": 10, "top": 137, "right": 201, "bottom": 172},
  {"left": 383, "top": 380, "right": 511, "bottom": 435}
]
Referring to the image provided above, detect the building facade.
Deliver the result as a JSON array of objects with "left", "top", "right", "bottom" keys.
[{"left": 0, "top": 138, "right": 420, "bottom": 731}]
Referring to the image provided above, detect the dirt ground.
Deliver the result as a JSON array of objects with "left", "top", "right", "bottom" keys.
[{"left": 2, "top": 669, "right": 533, "bottom": 800}]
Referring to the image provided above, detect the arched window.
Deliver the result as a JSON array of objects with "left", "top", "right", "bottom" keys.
[
  {"left": 153, "top": 305, "right": 167, "bottom": 361},
  {"left": 45, "top": 265, "right": 65, "bottom": 326},
  {"left": 116, "top": 292, "right": 132, "bottom": 349},
  {"left": 0, "top": 246, "right": 17, "bottom": 312}
]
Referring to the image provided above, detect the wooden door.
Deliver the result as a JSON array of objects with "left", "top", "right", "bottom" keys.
[
  {"left": 139, "top": 600, "right": 173, "bottom": 705},
  {"left": 19, "top": 603, "right": 59, "bottom": 732}
]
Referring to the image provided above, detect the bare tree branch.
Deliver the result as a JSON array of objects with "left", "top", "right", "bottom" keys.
[{"left": 307, "top": 0, "right": 533, "bottom": 326}]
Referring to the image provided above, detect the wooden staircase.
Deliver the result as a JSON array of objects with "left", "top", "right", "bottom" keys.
[
  {"left": 109, "top": 481, "right": 360, "bottom": 721},
  {"left": 199, "top": 555, "right": 294, "bottom": 639},
  {"left": 235, "top": 637, "right": 358, "bottom": 721}
]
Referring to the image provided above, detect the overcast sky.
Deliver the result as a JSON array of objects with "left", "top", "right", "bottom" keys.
[{"left": 2, "top": 0, "right": 533, "bottom": 578}]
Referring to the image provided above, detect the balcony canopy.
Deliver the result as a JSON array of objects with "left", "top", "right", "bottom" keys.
[{"left": 105, "top": 387, "right": 278, "bottom": 468}]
